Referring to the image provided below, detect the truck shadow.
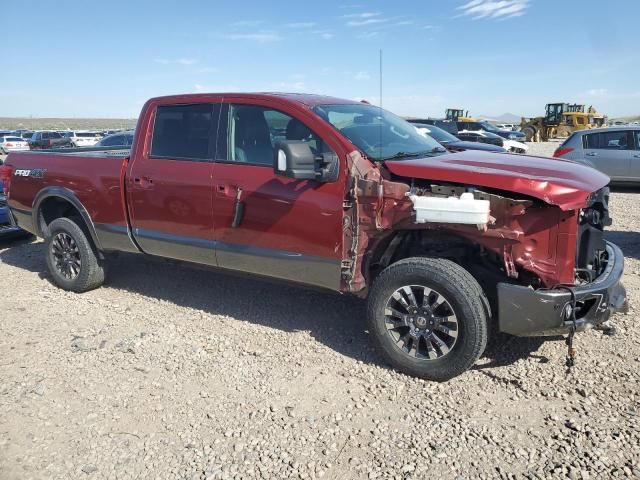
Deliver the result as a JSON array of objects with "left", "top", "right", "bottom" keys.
[
  {"left": 605, "top": 231, "right": 640, "bottom": 261},
  {"left": 1, "top": 241, "right": 552, "bottom": 377}
]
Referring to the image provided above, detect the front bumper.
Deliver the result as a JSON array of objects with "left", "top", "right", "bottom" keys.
[{"left": 497, "top": 241, "right": 628, "bottom": 336}]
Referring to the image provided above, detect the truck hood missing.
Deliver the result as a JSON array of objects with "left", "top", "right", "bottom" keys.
[{"left": 384, "top": 150, "right": 610, "bottom": 211}]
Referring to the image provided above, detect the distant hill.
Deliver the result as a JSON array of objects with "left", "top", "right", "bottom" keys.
[
  {"left": 478, "top": 113, "right": 522, "bottom": 123},
  {"left": 0, "top": 117, "right": 137, "bottom": 130}
]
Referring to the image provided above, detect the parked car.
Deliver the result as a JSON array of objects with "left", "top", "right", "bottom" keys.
[
  {"left": 2, "top": 93, "right": 626, "bottom": 381},
  {"left": 411, "top": 123, "right": 507, "bottom": 153},
  {"left": 495, "top": 123, "right": 519, "bottom": 131},
  {"left": 458, "top": 130, "right": 528, "bottom": 153},
  {"left": 63, "top": 131, "right": 102, "bottom": 147},
  {"left": 455, "top": 129, "right": 505, "bottom": 147},
  {"left": 0, "top": 180, "right": 28, "bottom": 238},
  {"left": 28, "top": 131, "right": 72, "bottom": 149},
  {"left": 457, "top": 120, "right": 527, "bottom": 143},
  {"left": 553, "top": 126, "right": 640, "bottom": 184},
  {"left": 0, "top": 136, "right": 30, "bottom": 154},
  {"left": 94, "top": 131, "right": 135, "bottom": 148}
]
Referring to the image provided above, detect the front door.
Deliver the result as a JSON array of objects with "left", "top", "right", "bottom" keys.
[
  {"left": 211, "top": 101, "right": 345, "bottom": 290},
  {"left": 127, "top": 102, "right": 221, "bottom": 265}
]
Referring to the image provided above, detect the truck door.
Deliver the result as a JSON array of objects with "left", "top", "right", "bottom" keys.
[
  {"left": 127, "top": 102, "right": 222, "bottom": 265},
  {"left": 211, "top": 101, "right": 345, "bottom": 290}
]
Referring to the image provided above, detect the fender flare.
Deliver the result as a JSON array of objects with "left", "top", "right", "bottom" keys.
[{"left": 32, "top": 186, "right": 103, "bottom": 252}]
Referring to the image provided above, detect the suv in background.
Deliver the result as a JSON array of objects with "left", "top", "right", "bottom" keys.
[
  {"left": 553, "top": 126, "right": 640, "bottom": 184},
  {"left": 28, "top": 131, "right": 72, "bottom": 149},
  {"left": 457, "top": 120, "right": 526, "bottom": 143}
]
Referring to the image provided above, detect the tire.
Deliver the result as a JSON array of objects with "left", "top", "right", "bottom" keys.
[
  {"left": 45, "top": 217, "right": 105, "bottom": 292},
  {"left": 367, "top": 257, "right": 488, "bottom": 381}
]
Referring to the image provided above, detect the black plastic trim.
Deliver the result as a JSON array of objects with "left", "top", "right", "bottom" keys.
[
  {"left": 497, "top": 242, "right": 626, "bottom": 336},
  {"left": 32, "top": 187, "right": 102, "bottom": 251}
]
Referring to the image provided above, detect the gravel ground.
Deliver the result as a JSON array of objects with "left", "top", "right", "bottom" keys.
[{"left": 1, "top": 144, "right": 640, "bottom": 480}]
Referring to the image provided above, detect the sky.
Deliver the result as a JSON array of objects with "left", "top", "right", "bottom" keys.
[{"left": 2, "top": 0, "right": 638, "bottom": 119}]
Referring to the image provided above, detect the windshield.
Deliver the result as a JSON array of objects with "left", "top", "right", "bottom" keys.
[
  {"left": 313, "top": 104, "right": 444, "bottom": 161},
  {"left": 479, "top": 121, "right": 500, "bottom": 132},
  {"left": 412, "top": 123, "right": 458, "bottom": 144}
]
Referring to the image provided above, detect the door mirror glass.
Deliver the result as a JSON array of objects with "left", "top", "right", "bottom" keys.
[{"left": 273, "top": 140, "right": 338, "bottom": 182}]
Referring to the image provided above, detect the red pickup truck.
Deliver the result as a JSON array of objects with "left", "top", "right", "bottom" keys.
[{"left": 1, "top": 93, "right": 627, "bottom": 380}]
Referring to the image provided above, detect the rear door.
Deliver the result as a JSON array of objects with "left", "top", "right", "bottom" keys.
[
  {"left": 583, "top": 130, "right": 632, "bottom": 181},
  {"left": 210, "top": 100, "right": 345, "bottom": 290},
  {"left": 127, "top": 102, "right": 221, "bottom": 265}
]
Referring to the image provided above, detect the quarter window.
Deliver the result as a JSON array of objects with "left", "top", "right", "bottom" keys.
[{"left": 151, "top": 104, "right": 217, "bottom": 160}]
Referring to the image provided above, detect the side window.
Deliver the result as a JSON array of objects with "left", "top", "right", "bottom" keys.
[
  {"left": 102, "top": 136, "right": 116, "bottom": 147},
  {"left": 228, "top": 105, "right": 333, "bottom": 166},
  {"left": 583, "top": 133, "right": 598, "bottom": 149},
  {"left": 635, "top": 131, "right": 640, "bottom": 150},
  {"left": 599, "top": 131, "right": 630, "bottom": 150},
  {"left": 151, "top": 103, "right": 217, "bottom": 160}
]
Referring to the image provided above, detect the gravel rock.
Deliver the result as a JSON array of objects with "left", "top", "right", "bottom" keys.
[{"left": 0, "top": 181, "right": 639, "bottom": 479}]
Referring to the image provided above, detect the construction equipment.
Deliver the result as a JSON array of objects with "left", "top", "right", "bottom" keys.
[
  {"left": 520, "top": 103, "right": 607, "bottom": 142},
  {"left": 445, "top": 108, "right": 474, "bottom": 122}
]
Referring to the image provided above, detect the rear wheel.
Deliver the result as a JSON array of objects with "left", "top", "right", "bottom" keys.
[
  {"left": 45, "top": 217, "right": 105, "bottom": 292},
  {"left": 367, "top": 257, "right": 488, "bottom": 381}
]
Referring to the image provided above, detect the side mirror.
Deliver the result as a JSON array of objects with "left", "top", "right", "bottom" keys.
[{"left": 273, "top": 141, "right": 338, "bottom": 183}]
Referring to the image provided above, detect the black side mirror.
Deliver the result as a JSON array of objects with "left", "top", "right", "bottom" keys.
[{"left": 273, "top": 141, "right": 339, "bottom": 183}]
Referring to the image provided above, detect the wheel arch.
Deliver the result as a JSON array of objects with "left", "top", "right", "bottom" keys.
[{"left": 33, "top": 187, "right": 103, "bottom": 253}]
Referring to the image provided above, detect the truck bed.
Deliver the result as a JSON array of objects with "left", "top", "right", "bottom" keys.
[{"left": 5, "top": 149, "right": 132, "bottom": 250}]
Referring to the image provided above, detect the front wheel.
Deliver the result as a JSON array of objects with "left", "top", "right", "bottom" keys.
[
  {"left": 45, "top": 217, "right": 105, "bottom": 292},
  {"left": 367, "top": 257, "right": 488, "bottom": 381}
]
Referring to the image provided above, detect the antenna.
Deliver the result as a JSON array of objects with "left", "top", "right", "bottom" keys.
[
  {"left": 378, "top": 48, "right": 383, "bottom": 160},
  {"left": 379, "top": 49, "right": 383, "bottom": 109}
]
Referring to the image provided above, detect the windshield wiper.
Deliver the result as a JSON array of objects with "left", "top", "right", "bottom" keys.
[{"left": 382, "top": 151, "right": 422, "bottom": 160}]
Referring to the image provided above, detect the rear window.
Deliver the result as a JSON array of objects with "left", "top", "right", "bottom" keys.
[
  {"left": 3, "top": 137, "right": 23, "bottom": 142},
  {"left": 76, "top": 132, "right": 99, "bottom": 138},
  {"left": 151, "top": 104, "right": 215, "bottom": 160}
]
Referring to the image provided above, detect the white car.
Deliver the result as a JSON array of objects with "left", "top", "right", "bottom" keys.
[
  {"left": 495, "top": 123, "right": 519, "bottom": 131},
  {"left": 459, "top": 130, "right": 528, "bottom": 154},
  {"left": 0, "top": 136, "right": 30, "bottom": 153},
  {"left": 63, "top": 131, "right": 102, "bottom": 147}
]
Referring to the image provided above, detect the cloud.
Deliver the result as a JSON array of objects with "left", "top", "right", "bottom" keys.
[
  {"left": 320, "top": 32, "right": 335, "bottom": 39},
  {"left": 274, "top": 81, "right": 306, "bottom": 91},
  {"left": 587, "top": 88, "right": 609, "bottom": 97},
  {"left": 231, "top": 20, "right": 264, "bottom": 27},
  {"left": 354, "top": 71, "right": 371, "bottom": 81},
  {"left": 286, "top": 22, "right": 316, "bottom": 28},
  {"left": 394, "top": 20, "right": 414, "bottom": 26},
  {"left": 155, "top": 58, "right": 198, "bottom": 66},
  {"left": 357, "top": 31, "right": 380, "bottom": 39},
  {"left": 223, "top": 32, "right": 282, "bottom": 43},
  {"left": 343, "top": 12, "right": 388, "bottom": 26},
  {"left": 457, "top": 0, "right": 530, "bottom": 19},
  {"left": 195, "top": 67, "right": 218, "bottom": 74}
]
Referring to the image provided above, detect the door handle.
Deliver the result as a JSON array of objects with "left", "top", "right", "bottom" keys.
[
  {"left": 585, "top": 152, "right": 597, "bottom": 157},
  {"left": 133, "top": 176, "right": 154, "bottom": 188}
]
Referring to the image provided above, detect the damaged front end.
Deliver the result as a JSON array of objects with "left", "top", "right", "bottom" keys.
[{"left": 340, "top": 151, "right": 627, "bottom": 337}]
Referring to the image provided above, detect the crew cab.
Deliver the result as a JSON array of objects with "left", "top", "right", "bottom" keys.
[{"left": 1, "top": 93, "right": 627, "bottom": 381}]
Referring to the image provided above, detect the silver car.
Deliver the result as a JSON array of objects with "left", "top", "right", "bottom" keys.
[{"left": 554, "top": 126, "right": 640, "bottom": 184}]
